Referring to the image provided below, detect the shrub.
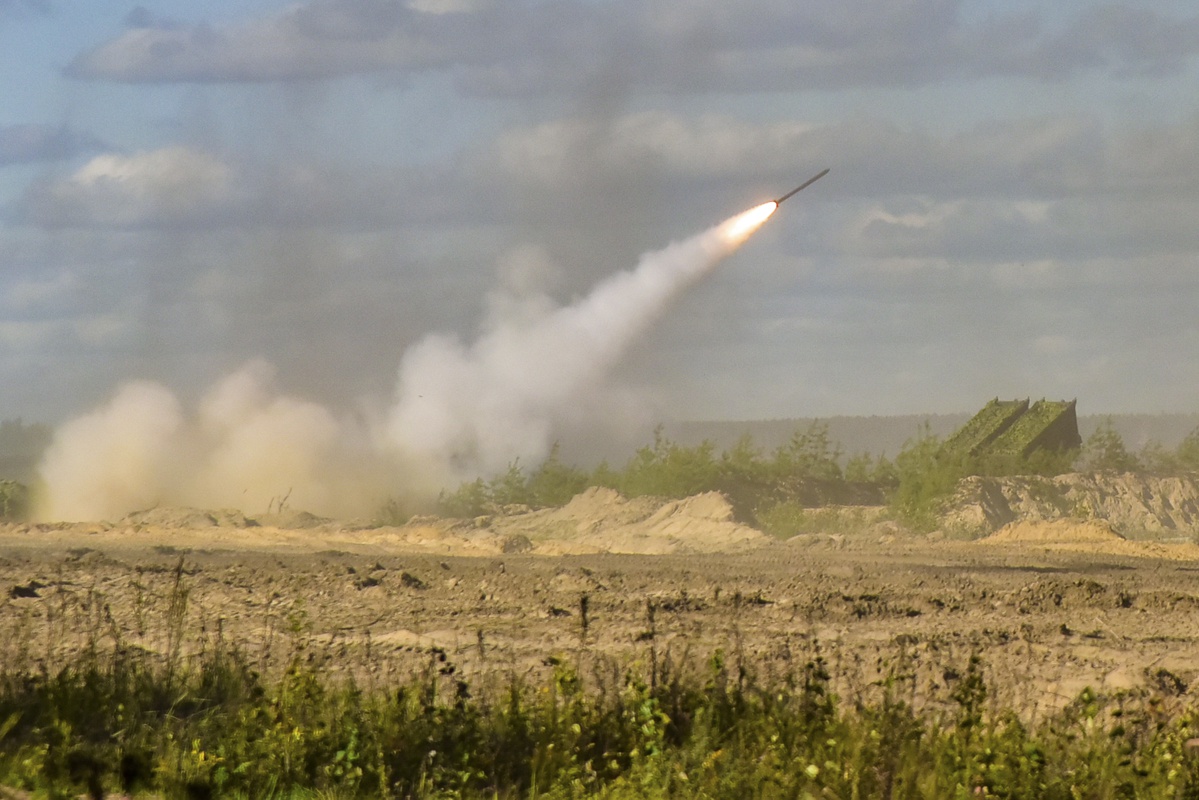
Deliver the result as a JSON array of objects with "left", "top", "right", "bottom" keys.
[
  {"left": 372, "top": 496, "right": 412, "bottom": 526},
  {"left": 889, "top": 425, "right": 962, "bottom": 531},
  {"left": 1079, "top": 418, "right": 1140, "bottom": 472},
  {"left": 0, "top": 480, "right": 28, "bottom": 522},
  {"left": 615, "top": 427, "right": 722, "bottom": 499},
  {"left": 769, "top": 421, "right": 843, "bottom": 480},
  {"left": 1177, "top": 425, "right": 1199, "bottom": 471},
  {"left": 436, "top": 478, "right": 489, "bottom": 517},
  {"left": 525, "top": 443, "right": 589, "bottom": 507},
  {"left": 754, "top": 500, "right": 809, "bottom": 538}
]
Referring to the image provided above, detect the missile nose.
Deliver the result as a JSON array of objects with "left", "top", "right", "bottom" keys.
[{"left": 775, "top": 168, "right": 830, "bottom": 205}]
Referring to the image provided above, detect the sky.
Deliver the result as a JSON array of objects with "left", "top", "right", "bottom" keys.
[{"left": 3, "top": 0, "right": 1199, "bottom": 431}]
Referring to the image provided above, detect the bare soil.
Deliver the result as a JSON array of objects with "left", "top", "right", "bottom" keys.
[{"left": 3, "top": 495, "right": 1199, "bottom": 720}]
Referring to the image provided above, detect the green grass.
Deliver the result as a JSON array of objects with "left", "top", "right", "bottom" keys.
[{"left": 3, "top": 633, "right": 1199, "bottom": 798}]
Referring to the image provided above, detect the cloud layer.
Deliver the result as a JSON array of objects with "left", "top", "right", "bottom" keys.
[
  {"left": 68, "top": 1, "right": 1199, "bottom": 91},
  {"left": 3, "top": 0, "right": 1199, "bottom": 494}
]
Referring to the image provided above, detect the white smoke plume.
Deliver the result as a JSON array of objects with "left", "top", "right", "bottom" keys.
[
  {"left": 386, "top": 203, "right": 777, "bottom": 484},
  {"left": 34, "top": 202, "right": 776, "bottom": 521}
]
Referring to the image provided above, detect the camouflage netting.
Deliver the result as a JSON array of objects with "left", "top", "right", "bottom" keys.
[
  {"left": 944, "top": 399, "right": 1081, "bottom": 461},
  {"left": 941, "top": 398, "right": 1029, "bottom": 459}
]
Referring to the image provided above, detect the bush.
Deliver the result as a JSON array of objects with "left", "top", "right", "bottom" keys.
[
  {"left": 435, "top": 446, "right": 592, "bottom": 517},
  {"left": 432, "top": 418, "right": 1089, "bottom": 534},
  {"left": 769, "top": 421, "right": 843, "bottom": 480},
  {"left": 754, "top": 500, "right": 809, "bottom": 538},
  {"left": 0, "top": 480, "right": 28, "bottom": 522},
  {"left": 614, "top": 427, "right": 722, "bottom": 499},
  {"left": 1080, "top": 419, "right": 1140, "bottom": 472},
  {"left": 372, "top": 496, "right": 412, "bottom": 526},
  {"left": 436, "top": 478, "right": 490, "bottom": 517},
  {"left": 526, "top": 443, "right": 590, "bottom": 507},
  {"left": 1177, "top": 426, "right": 1199, "bottom": 471},
  {"left": 889, "top": 426, "right": 962, "bottom": 531}
]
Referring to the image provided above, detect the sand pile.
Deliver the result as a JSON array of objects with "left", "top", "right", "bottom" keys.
[
  {"left": 486, "top": 487, "right": 768, "bottom": 555},
  {"left": 981, "top": 519, "right": 1199, "bottom": 560},
  {"left": 5, "top": 489, "right": 770, "bottom": 557},
  {"left": 984, "top": 520, "right": 1125, "bottom": 544},
  {"left": 120, "top": 506, "right": 257, "bottom": 529},
  {"left": 946, "top": 473, "right": 1199, "bottom": 538}
]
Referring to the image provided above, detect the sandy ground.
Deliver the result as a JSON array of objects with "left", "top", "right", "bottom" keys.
[{"left": 2, "top": 500, "right": 1199, "bottom": 720}]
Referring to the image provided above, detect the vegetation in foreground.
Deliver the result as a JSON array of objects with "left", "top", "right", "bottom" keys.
[{"left": 4, "top": 629, "right": 1199, "bottom": 799}]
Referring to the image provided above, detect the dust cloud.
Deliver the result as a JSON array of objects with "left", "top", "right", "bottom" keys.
[
  {"left": 35, "top": 203, "right": 776, "bottom": 521},
  {"left": 36, "top": 362, "right": 387, "bottom": 521}
]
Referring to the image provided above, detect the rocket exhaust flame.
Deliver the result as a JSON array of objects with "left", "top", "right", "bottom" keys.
[
  {"left": 720, "top": 202, "right": 777, "bottom": 244},
  {"left": 35, "top": 177, "right": 825, "bottom": 522}
]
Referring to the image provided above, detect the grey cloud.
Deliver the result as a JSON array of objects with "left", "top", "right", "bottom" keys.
[
  {"left": 1032, "top": 5, "right": 1199, "bottom": 79},
  {"left": 21, "top": 112, "right": 1198, "bottom": 245},
  {"left": 65, "top": 2, "right": 461, "bottom": 83},
  {"left": 485, "top": 111, "right": 1196, "bottom": 207},
  {"left": 846, "top": 196, "right": 1199, "bottom": 264},
  {"left": 14, "top": 109, "right": 1197, "bottom": 377},
  {"left": 0, "top": 125, "right": 105, "bottom": 166},
  {"left": 21, "top": 147, "right": 240, "bottom": 228},
  {"left": 20, "top": 146, "right": 497, "bottom": 231},
  {"left": 64, "top": 0, "right": 1199, "bottom": 91}
]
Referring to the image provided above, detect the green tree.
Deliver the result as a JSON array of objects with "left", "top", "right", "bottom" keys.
[
  {"left": 720, "top": 433, "right": 766, "bottom": 482},
  {"left": 770, "top": 422, "right": 842, "bottom": 480},
  {"left": 526, "top": 443, "right": 589, "bottom": 507},
  {"left": 871, "top": 454, "right": 898, "bottom": 484},
  {"left": 844, "top": 452, "right": 875, "bottom": 483},
  {"left": 1138, "top": 440, "right": 1181, "bottom": 475},
  {"left": 589, "top": 460, "right": 620, "bottom": 490},
  {"left": 617, "top": 427, "right": 720, "bottom": 498},
  {"left": 1176, "top": 426, "right": 1199, "bottom": 471},
  {"left": 487, "top": 460, "right": 532, "bottom": 507},
  {"left": 1079, "top": 419, "right": 1140, "bottom": 473},
  {"left": 436, "top": 478, "right": 489, "bottom": 517}
]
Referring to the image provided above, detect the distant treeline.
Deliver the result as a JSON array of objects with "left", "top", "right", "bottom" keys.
[
  {"left": 435, "top": 425, "right": 889, "bottom": 537},
  {"left": 669, "top": 412, "right": 1199, "bottom": 464},
  {"left": 434, "top": 420, "right": 1199, "bottom": 536}
]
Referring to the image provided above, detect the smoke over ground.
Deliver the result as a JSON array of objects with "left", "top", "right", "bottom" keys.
[{"left": 35, "top": 203, "right": 776, "bottom": 521}]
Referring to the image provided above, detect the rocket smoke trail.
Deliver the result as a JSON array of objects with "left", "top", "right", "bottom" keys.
[
  {"left": 385, "top": 202, "right": 778, "bottom": 485},
  {"left": 35, "top": 201, "right": 779, "bottom": 521}
]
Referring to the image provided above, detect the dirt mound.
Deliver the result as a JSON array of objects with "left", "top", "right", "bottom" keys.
[
  {"left": 121, "top": 507, "right": 257, "bottom": 529},
  {"left": 553, "top": 486, "right": 662, "bottom": 527},
  {"left": 980, "top": 519, "right": 1199, "bottom": 560},
  {"left": 944, "top": 473, "right": 1199, "bottom": 538},
  {"left": 256, "top": 509, "right": 332, "bottom": 530},
  {"left": 985, "top": 519, "right": 1125, "bottom": 544},
  {"left": 483, "top": 488, "right": 769, "bottom": 555},
  {"left": 18, "top": 489, "right": 762, "bottom": 557}
]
